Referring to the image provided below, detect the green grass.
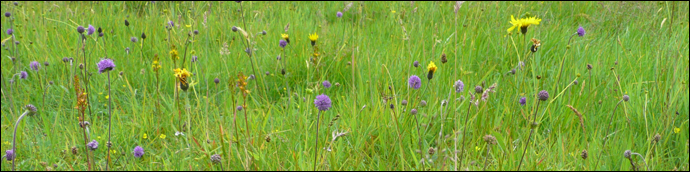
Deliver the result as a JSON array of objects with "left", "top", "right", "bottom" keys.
[{"left": 1, "top": 1, "right": 688, "bottom": 171}]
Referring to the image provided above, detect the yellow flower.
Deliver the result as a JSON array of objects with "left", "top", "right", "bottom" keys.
[
  {"left": 281, "top": 33, "right": 290, "bottom": 43},
  {"left": 174, "top": 68, "right": 192, "bottom": 91},
  {"left": 507, "top": 15, "right": 542, "bottom": 34},
  {"left": 674, "top": 127, "right": 681, "bottom": 134},
  {"left": 475, "top": 146, "right": 481, "bottom": 151},
  {"left": 160, "top": 134, "right": 167, "bottom": 139},
  {"left": 391, "top": 10, "right": 396, "bottom": 13},
  {"left": 105, "top": 95, "right": 109, "bottom": 100},
  {"left": 309, "top": 33, "right": 318, "bottom": 46},
  {"left": 111, "top": 150, "right": 117, "bottom": 154},
  {"left": 143, "top": 133, "right": 148, "bottom": 139},
  {"left": 427, "top": 61, "right": 437, "bottom": 73},
  {"left": 185, "top": 24, "right": 192, "bottom": 28},
  {"left": 170, "top": 49, "right": 179, "bottom": 60}
]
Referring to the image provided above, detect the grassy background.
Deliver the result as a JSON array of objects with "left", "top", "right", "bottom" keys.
[{"left": 1, "top": 1, "right": 688, "bottom": 171}]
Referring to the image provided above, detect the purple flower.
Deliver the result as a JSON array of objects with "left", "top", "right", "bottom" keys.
[
  {"left": 236, "top": 106, "right": 243, "bottom": 111},
  {"left": 408, "top": 75, "right": 421, "bottom": 89},
  {"left": 336, "top": 11, "right": 343, "bottom": 18},
  {"left": 87, "top": 25, "right": 95, "bottom": 35},
  {"left": 133, "top": 146, "right": 144, "bottom": 158},
  {"left": 5, "top": 149, "right": 14, "bottom": 161},
  {"left": 191, "top": 56, "right": 198, "bottom": 63},
  {"left": 97, "top": 59, "right": 116, "bottom": 74},
  {"left": 214, "top": 78, "right": 220, "bottom": 84},
  {"left": 577, "top": 26, "right": 586, "bottom": 37},
  {"left": 413, "top": 61, "right": 419, "bottom": 67},
  {"left": 322, "top": 80, "right": 332, "bottom": 88},
  {"left": 519, "top": 97, "right": 526, "bottom": 106},
  {"left": 453, "top": 80, "right": 464, "bottom": 93},
  {"left": 475, "top": 86, "right": 483, "bottom": 94},
  {"left": 19, "top": 71, "right": 27, "bottom": 79},
  {"left": 77, "top": 26, "right": 85, "bottom": 34},
  {"left": 168, "top": 21, "right": 175, "bottom": 27},
  {"left": 4, "top": 12, "right": 10, "bottom": 18},
  {"left": 538, "top": 90, "right": 549, "bottom": 101},
  {"left": 87, "top": 140, "right": 98, "bottom": 151},
  {"left": 410, "top": 109, "right": 418, "bottom": 115},
  {"left": 193, "top": 30, "right": 199, "bottom": 35},
  {"left": 314, "top": 94, "right": 332, "bottom": 111},
  {"left": 622, "top": 95, "right": 630, "bottom": 102},
  {"left": 30, "top": 61, "right": 40, "bottom": 71},
  {"left": 6, "top": 29, "right": 12, "bottom": 35},
  {"left": 279, "top": 40, "right": 287, "bottom": 48},
  {"left": 130, "top": 37, "right": 138, "bottom": 43}
]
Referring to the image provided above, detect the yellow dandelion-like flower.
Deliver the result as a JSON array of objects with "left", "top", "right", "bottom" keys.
[
  {"left": 674, "top": 127, "right": 681, "bottom": 134},
  {"left": 160, "top": 134, "right": 167, "bottom": 139},
  {"left": 427, "top": 61, "right": 437, "bottom": 80},
  {"left": 170, "top": 49, "right": 179, "bottom": 60},
  {"left": 309, "top": 33, "right": 319, "bottom": 46},
  {"left": 105, "top": 95, "right": 109, "bottom": 100},
  {"left": 111, "top": 150, "right": 117, "bottom": 154},
  {"left": 507, "top": 15, "right": 542, "bottom": 34},
  {"left": 281, "top": 33, "right": 290, "bottom": 43},
  {"left": 475, "top": 146, "right": 481, "bottom": 151},
  {"left": 143, "top": 133, "right": 148, "bottom": 139},
  {"left": 174, "top": 68, "right": 192, "bottom": 91}
]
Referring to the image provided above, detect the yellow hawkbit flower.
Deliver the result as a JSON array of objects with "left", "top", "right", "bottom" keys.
[
  {"left": 143, "top": 133, "right": 148, "bottom": 139},
  {"left": 427, "top": 61, "right": 437, "bottom": 80},
  {"left": 508, "top": 15, "right": 542, "bottom": 34},
  {"left": 281, "top": 33, "right": 290, "bottom": 43},
  {"left": 174, "top": 68, "right": 192, "bottom": 91},
  {"left": 160, "top": 134, "right": 166, "bottom": 139},
  {"left": 674, "top": 127, "right": 681, "bottom": 134},
  {"left": 170, "top": 48, "right": 179, "bottom": 60},
  {"left": 309, "top": 33, "right": 319, "bottom": 46}
]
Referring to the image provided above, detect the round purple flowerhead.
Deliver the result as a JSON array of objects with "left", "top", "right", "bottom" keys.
[
  {"left": 336, "top": 11, "right": 343, "bottom": 18},
  {"left": 77, "top": 26, "right": 85, "bottom": 34},
  {"left": 410, "top": 109, "right": 418, "bottom": 115},
  {"left": 5, "top": 149, "right": 14, "bottom": 161},
  {"left": 87, "top": 25, "right": 95, "bottom": 36},
  {"left": 279, "top": 40, "right": 287, "bottom": 48},
  {"left": 408, "top": 75, "right": 422, "bottom": 90},
  {"left": 314, "top": 94, "right": 332, "bottom": 111},
  {"left": 6, "top": 29, "right": 12, "bottom": 35},
  {"left": 87, "top": 140, "right": 98, "bottom": 151},
  {"left": 475, "top": 86, "right": 483, "bottom": 94},
  {"left": 236, "top": 106, "right": 243, "bottom": 111},
  {"left": 214, "top": 78, "right": 220, "bottom": 84},
  {"left": 191, "top": 55, "right": 198, "bottom": 63},
  {"left": 211, "top": 154, "right": 222, "bottom": 164},
  {"left": 30, "top": 61, "right": 40, "bottom": 71},
  {"left": 453, "top": 80, "right": 465, "bottom": 93},
  {"left": 125, "top": 19, "right": 130, "bottom": 27},
  {"left": 322, "top": 80, "right": 332, "bottom": 88},
  {"left": 413, "top": 61, "right": 419, "bottom": 67},
  {"left": 577, "top": 26, "right": 586, "bottom": 37},
  {"left": 168, "top": 21, "right": 175, "bottom": 27},
  {"left": 519, "top": 97, "right": 527, "bottom": 106},
  {"left": 4, "top": 12, "right": 10, "bottom": 18},
  {"left": 131, "top": 37, "right": 138, "bottom": 43},
  {"left": 193, "top": 30, "right": 199, "bottom": 35},
  {"left": 96, "top": 59, "right": 116, "bottom": 74},
  {"left": 538, "top": 90, "right": 549, "bottom": 101},
  {"left": 19, "top": 71, "right": 28, "bottom": 79},
  {"left": 133, "top": 146, "right": 144, "bottom": 158},
  {"left": 622, "top": 95, "right": 629, "bottom": 102}
]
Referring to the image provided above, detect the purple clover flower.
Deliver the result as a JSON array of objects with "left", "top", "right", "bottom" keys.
[
  {"left": 577, "top": 26, "right": 586, "bottom": 37},
  {"left": 236, "top": 106, "right": 243, "bottom": 111},
  {"left": 97, "top": 59, "right": 116, "bottom": 74},
  {"left": 408, "top": 75, "right": 421, "bottom": 90},
  {"left": 4, "top": 12, "right": 10, "bottom": 18},
  {"left": 314, "top": 94, "right": 332, "bottom": 111},
  {"left": 133, "top": 146, "right": 144, "bottom": 158},
  {"left": 336, "top": 11, "right": 343, "bottom": 18},
  {"left": 30, "top": 61, "right": 40, "bottom": 71},
  {"left": 413, "top": 61, "right": 419, "bottom": 67},
  {"left": 87, "top": 25, "right": 95, "bottom": 36},
  {"left": 168, "top": 21, "right": 174, "bottom": 27},
  {"left": 322, "top": 80, "right": 332, "bottom": 88},
  {"left": 538, "top": 90, "right": 549, "bottom": 101}
]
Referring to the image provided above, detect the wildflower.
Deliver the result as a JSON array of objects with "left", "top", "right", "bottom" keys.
[
  {"left": 426, "top": 61, "right": 437, "bottom": 80},
  {"left": 538, "top": 90, "right": 549, "bottom": 101},
  {"left": 410, "top": 109, "right": 418, "bottom": 115},
  {"left": 454, "top": 80, "right": 465, "bottom": 93},
  {"left": 131, "top": 37, "right": 138, "bottom": 43},
  {"left": 236, "top": 106, "right": 243, "bottom": 111},
  {"left": 168, "top": 21, "right": 174, "bottom": 27},
  {"left": 231, "top": 26, "right": 238, "bottom": 32},
  {"left": 19, "top": 71, "right": 27, "bottom": 79},
  {"left": 577, "top": 26, "right": 586, "bottom": 37},
  {"left": 401, "top": 100, "right": 408, "bottom": 106},
  {"left": 43, "top": 61, "right": 49, "bottom": 67},
  {"left": 420, "top": 100, "right": 427, "bottom": 107},
  {"left": 87, "top": 140, "right": 98, "bottom": 151},
  {"left": 309, "top": 33, "right": 319, "bottom": 46},
  {"left": 143, "top": 133, "right": 148, "bottom": 139},
  {"left": 441, "top": 53, "right": 447, "bottom": 64},
  {"left": 507, "top": 15, "right": 541, "bottom": 34},
  {"left": 97, "top": 59, "right": 116, "bottom": 74},
  {"left": 210, "top": 154, "right": 221, "bottom": 164},
  {"left": 261, "top": 30, "right": 266, "bottom": 35},
  {"left": 25, "top": 104, "right": 37, "bottom": 116},
  {"left": 483, "top": 135, "right": 497, "bottom": 145},
  {"left": 30, "top": 61, "right": 40, "bottom": 71},
  {"left": 87, "top": 25, "right": 95, "bottom": 36},
  {"left": 77, "top": 26, "right": 85, "bottom": 34},
  {"left": 125, "top": 20, "right": 130, "bottom": 27},
  {"left": 281, "top": 33, "right": 290, "bottom": 44},
  {"left": 623, "top": 150, "right": 632, "bottom": 159},
  {"left": 413, "top": 61, "right": 419, "bottom": 67},
  {"left": 174, "top": 68, "right": 192, "bottom": 91},
  {"left": 4, "top": 12, "right": 9, "bottom": 17},
  {"left": 170, "top": 48, "right": 179, "bottom": 60},
  {"left": 519, "top": 97, "right": 527, "bottom": 106},
  {"left": 133, "top": 146, "right": 144, "bottom": 158},
  {"left": 336, "top": 11, "right": 343, "bottom": 18},
  {"left": 193, "top": 30, "right": 199, "bottom": 35},
  {"left": 191, "top": 55, "right": 198, "bottom": 63},
  {"left": 530, "top": 38, "right": 541, "bottom": 53},
  {"left": 141, "top": 32, "right": 147, "bottom": 39},
  {"left": 323, "top": 80, "right": 332, "bottom": 88},
  {"left": 314, "top": 94, "right": 332, "bottom": 111},
  {"left": 279, "top": 40, "right": 287, "bottom": 48},
  {"left": 475, "top": 86, "right": 483, "bottom": 94},
  {"left": 587, "top": 64, "right": 593, "bottom": 70},
  {"left": 214, "top": 78, "right": 220, "bottom": 85},
  {"left": 160, "top": 134, "right": 166, "bottom": 139},
  {"left": 622, "top": 95, "right": 630, "bottom": 102},
  {"left": 675, "top": 127, "right": 681, "bottom": 134},
  {"left": 6, "top": 149, "right": 15, "bottom": 161},
  {"left": 653, "top": 133, "right": 661, "bottom": 143},
  {"left": 6, "top": 29, "right": 12, "bottom": 35},
  {"left": 408, "top": 75, "right": 422, "bottom": 89}
]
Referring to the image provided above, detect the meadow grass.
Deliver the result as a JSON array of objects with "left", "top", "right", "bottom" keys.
[{"left": 1, "top": 1, "right": 688, "bottom": 171}]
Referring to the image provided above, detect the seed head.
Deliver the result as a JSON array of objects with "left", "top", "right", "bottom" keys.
[
  {"left": 210, "top": 154, "right": 222, "bottom": 164},
  {"left": 124, "top": 19, "right": 130, "bottom": 27},
  {"left": 141, "top": 32, "right": 147, "bottom": 39},
  {"left": 622, "top": 95, "right": 630, "bottom": 102},
  {"left": 420, "top": 100, "right": 427, "bottom": 107},
  {"left": 232, "top": 26, "right": 238, "bottom": 32},
  {"left": 623, "top": 150, "right": 632, "bottom": 159},
  {"left": 587, "top": 64, "right": 592, "bottom": 70},
  {"left": 483, "top": 135, "right": 497, "bottom": 145},
  {"left": 581, "top": 150, "right": 588, "bottom": 160},
  {"left": 25, "top": 104, "right": 37, "bottom": 116},
  {"left": 653, "top": 133, "right": 661, "bottom": 143}
]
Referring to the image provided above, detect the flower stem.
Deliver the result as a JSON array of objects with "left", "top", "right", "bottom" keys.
[
  {"left": 314, "top": 110, "right": 322, "bottom": 171},
  {"left": 458, "top": 102, "right": 472, "bottom": 169},
  {"left": 594, "top": 100, "right": 623, "bottom": 170},
  {"left": 11, "top": 110, "right": 29, "bottom": 171},
  {"left": 106, "top": 72, "right": 112, "bottom": 171},
  {"left": 483, "top": 145, "right": 491, "bottom": 171},
  {"left": 517, "top": 100, "right": 541, "bottom": 171}
]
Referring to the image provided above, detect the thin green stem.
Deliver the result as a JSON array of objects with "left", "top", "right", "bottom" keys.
[
  {"left": 106, "top": 71, "right": 112, "bottom": 171},
  {"left": 314, "top": 110, "right": 322, "bottom": 171},
  {"left": 11, "top": 110, "right": 30, "bottom": 171},
  {"left": 594, "top": 100, "right": 623, "bottom": 170},
  {"left": 518, "top": 100, "right": 541, "bottom": 171}
]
